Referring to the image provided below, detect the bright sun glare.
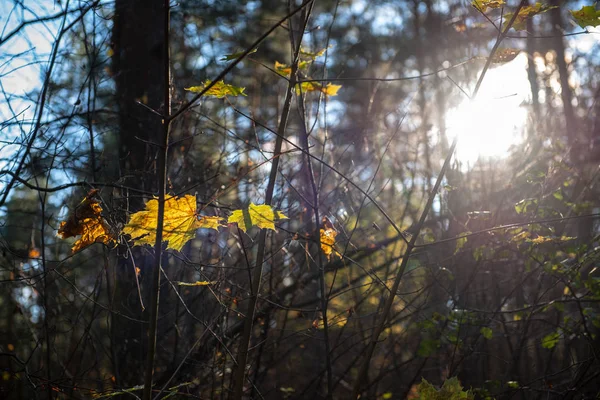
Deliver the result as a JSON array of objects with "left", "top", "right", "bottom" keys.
[{"left": 445, "top": 53, "right": 530, "bottom": 166}]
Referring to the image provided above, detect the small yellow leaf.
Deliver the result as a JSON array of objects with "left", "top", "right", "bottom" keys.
[
  {"left": 297, "top": 82, "right": 341, "bottom": 96},
  {"left": 185, "top": 80, "right": 246, "bottom": 98},
  {"left": 227, "top": 203, "right": 288, "bottom": 232},
  {"left": 176, "top": 280, "right": 218, "bottom": 286},
  {"left": 122, "top": 194, "right": 223, "bottom": 251},
  {"left": 274, "top": 60, "right": 310, "bottom": 77}
]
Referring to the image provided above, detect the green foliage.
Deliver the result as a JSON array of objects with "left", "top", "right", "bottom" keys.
[
  {"left": 481, "top": 327, "right": 493, "bottom": 339},
  {"left": 570, "top": 5, "right": 600, "bottom": 28},
  {"left": 416, "top": 377, "right": 475, "bottom": 399},
  {"left": 541, "top": 331, "right": 560, "bottom": 349},
  {"left": 515, "top": 198, "right": 538, "bottom": 214}
]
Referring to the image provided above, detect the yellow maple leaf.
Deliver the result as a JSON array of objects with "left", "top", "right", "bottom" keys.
[
  {"left": 122, "top": 194, "right": 224, "bottom": 251},
  {"left": 227, "top": 203, "right": 288, "bottom": 232},
  {"left": 58, "top": 189, "right": 114, "bottom": 253}
]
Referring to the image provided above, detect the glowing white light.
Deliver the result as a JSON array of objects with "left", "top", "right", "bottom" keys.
[{"left": 445, "top": 54, "right": 529, "bottom": 166}]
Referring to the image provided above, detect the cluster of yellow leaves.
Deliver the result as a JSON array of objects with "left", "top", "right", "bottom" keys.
[
  {"left": 228, "top": 203, "right": 288, "bottom": 232},
  {"left": 122, "top": 195, "right": 224, "bottom": 251},
  {"left": 59, "top": 194, "right": 291, "bottom": 254},
  {"left": 274, "top": 46, "right": 341, "bottom": 97},
  {"left": 185, "top": 80, "right": 246, "bottom": 98},
  {"left": 297, "top": 82, "right": 342, "bottom": 96},
  {"left": 58, "top": 189, "right": 114, "bottom": 253}
]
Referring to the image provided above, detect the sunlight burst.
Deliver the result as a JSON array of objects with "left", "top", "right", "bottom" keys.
[{"left": 445, "top": 54, "right": 530, "bottom": 166}]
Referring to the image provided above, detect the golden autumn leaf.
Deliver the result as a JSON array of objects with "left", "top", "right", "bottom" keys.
[
  {"left": 227, "top": 203, "right": 288, "bottom": 232},
  {"left": 58, "top": 189, "right": 114, "bottom": 253},
  {"left": 122, "top": 194, "right": 224, "bottom": 251},
  {"left": 320, "top": 216, "right": 340, "bottom": 260}
]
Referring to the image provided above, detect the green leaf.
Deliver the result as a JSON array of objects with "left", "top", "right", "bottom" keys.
[
  {"left": 480, "top": 327, "right": 493, "bottom": 339},
  {"left": 570, "top": 5, "right": 600, "bottom": 28},
  {"left": 184, "top": 80, "right": 247, "bottom": 98},
  {"left": 541, "top": 331, "right": 560, "bottom": 349},
  {"left": 553, "top": 190, "right": 564, "bottom": 201},
  {"left": 416, "top": 377, "right": 475, "bottom": 399},
  {"left": 506, "top": 381, "right": 519, "bottom": 389},
  {"left": 417, "top": 339, "right": 440, "bottom": 357},
  {"left": 472, "top": 0, "right": 505, "bottom": 13},
  {"left": 454, "top": 232, "right": 471, "bottom": 255},
  {"left": 220, "top": 48, "right": 257, "bottom": 61},
  {"left": 514, "top": 198, "right": 537, "bottom": 214},
  {"left": 503, "top": 3, "right": 557, "bottom": 31}
]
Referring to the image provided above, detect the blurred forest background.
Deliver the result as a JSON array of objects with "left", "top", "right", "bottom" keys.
[{"left": 1, "top": 0, "right": 600, "bottom": 398}]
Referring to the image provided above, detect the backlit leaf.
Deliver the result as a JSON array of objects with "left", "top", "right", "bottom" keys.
[
  {"left": 541, "top": 331, "right": 560, "bottom": 349},
  {"left": 492, "top": 48, "right": 520, "bottom": 63},
  {"left": 176, "top": 280, "right": 218, "bottom": 286},
  {"left": 58, "top": 189, "right": 114, "bottom": 253},
  {"left": 503, "top": 3, "right": 556, "bottom": 31},
  {"left": 570, "top": 5, "right": 600, "bottom": 28},
  {"left": 227, "top": 203, "right": 288, "bottom": 232},
  {"left": 297, "top": 81, "right": 341, "bottom": 96},
  {"left": 185, "top": 80, "right": 247, "bottom": 98},
  {"left": 220, "top": 48, "right": 257, "bottom": 61},
  {"left": 122, "top": 194, "right": 224, "bottom": 251},
  {"left": 454, "top": 232, "right": 470, "bottom": 254},
  {"left": 299, "top": 46, "right": 328, "bottom": 60},
  {"left": 274, "top": 60, "right": 310, "bottom": 77},
  {"left": 472, "top": 0, "right": 505, "bottom": 13},
  {"left": 320, "top": 217, "right": 340, "bottom": 260},
  {"left": 481, "top": 327, "right": 493, "bottom": 339}
]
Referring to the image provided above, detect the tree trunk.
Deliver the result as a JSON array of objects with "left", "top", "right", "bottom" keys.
[{"left": 111, "top": 0, "right": 166, "bottom": 387}]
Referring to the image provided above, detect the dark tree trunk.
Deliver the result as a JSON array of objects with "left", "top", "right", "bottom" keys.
[{"left": 111, "top": 0, "right": 166, "bottom": 387}]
